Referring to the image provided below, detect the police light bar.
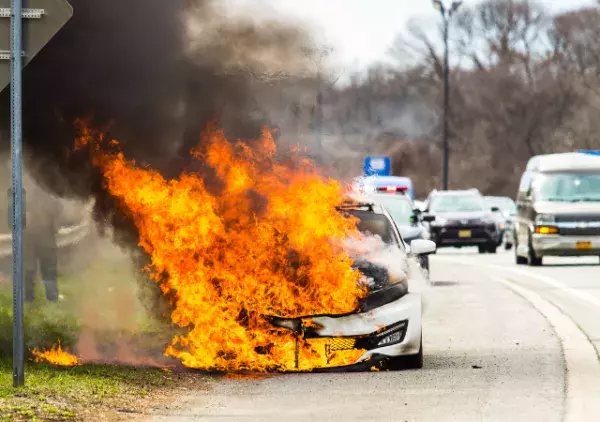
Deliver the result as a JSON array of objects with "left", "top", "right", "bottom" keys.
[{"left": 376, "top": 186, "right": 408, "bottom": 193}]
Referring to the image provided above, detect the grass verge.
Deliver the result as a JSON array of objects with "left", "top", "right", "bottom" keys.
[{"left": 0, "top": 358, "right": 205, "bottom": 421}]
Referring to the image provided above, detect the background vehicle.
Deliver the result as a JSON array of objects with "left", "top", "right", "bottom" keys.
[
  {"left": 362, "top": 189, "right": 430, "bottom": 275},
  {"left": 353, "top": 176, "right": 415, "bottom": 201},
  {"left": 484, "top": 196, "right": 517, "bottom": 249},
  {"left": 268, "top": 201, "right": 436, "bottom": 370},
  {"left": 515, "top": 152, "right": 600, "bottom": 266},
  {"left": 422, "top": 189, "right": 500, "bottom": 254}
]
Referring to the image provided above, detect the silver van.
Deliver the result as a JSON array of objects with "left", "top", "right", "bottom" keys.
[{"left": 514, "top": 152, "right": 600, "bottom": 266}]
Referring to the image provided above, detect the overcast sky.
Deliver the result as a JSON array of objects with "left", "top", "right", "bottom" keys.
[{"left": 231, "top": 0, "right": 597, "bottom": 71}]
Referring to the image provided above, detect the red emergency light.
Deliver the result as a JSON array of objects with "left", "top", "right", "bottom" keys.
[{"left": 376, "top": 185, "right": 408, "bottom": 193}]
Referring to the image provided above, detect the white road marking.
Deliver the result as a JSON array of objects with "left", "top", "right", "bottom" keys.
[
  {"left": 492, "top": 277, "right": 600, "bottom": 422},
  {"left": 435, "top": 255, "right": 600, "bottom": 310}
]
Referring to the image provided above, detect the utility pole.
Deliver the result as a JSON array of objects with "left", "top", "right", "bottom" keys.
[{"left": 433, "top": 0, "right": 462, "bottom": 190}]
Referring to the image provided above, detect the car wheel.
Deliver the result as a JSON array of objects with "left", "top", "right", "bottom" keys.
[
  {"left": 487, "top": 243, "right": 497, "bottom": 254},
  {"left": 478, "top": 245, "right": 487, "bottom": 254},
  {"left": 527, "top": 235, "right": 542, "bottom": 266},
  {"left": 504, "top": 242, "right": 513, "bottom": 251},
  {"left": 384, "top": 337, "right": 423, "bottom": 370},
  {"left": 514, "top": 238, "right": 527, "bottom": 265},
  {"left": 403, "top": 338, "right": 424, "bottom": 369}
]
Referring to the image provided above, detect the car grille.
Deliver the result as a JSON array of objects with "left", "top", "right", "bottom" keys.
[
  {"left": 559, "top": 227, "right": 600, "bottom": 236},
  {"left": 556, "top": 215, "right": 600, "bottom": 223},
  {"left": 325, "top": 338, "right": 357, "bottom": 352}
]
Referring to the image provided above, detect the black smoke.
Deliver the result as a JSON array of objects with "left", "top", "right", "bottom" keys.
[{"left": 0, "top": 0, "right": 322, "bottom": 316}]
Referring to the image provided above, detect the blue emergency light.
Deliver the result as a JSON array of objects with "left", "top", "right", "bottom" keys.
[{"left": 578, "top": 150, "right": 600, "bottom": 156}]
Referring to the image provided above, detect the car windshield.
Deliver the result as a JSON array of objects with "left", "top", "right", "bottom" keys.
[
  {"left": 485, "top": 197, "right": 517, "bottom": 216},
  {"left": 367, "top": 196, "right": 413, "bottom": 225},
  {"left": 348, "top": 212, "right": 396, "bottom": 244},
  {"left": 429, "top": 194, "right": 487, "bottom": 213},
  {"left": 534, "top": 172, "right": 600, "bottom": 202}
]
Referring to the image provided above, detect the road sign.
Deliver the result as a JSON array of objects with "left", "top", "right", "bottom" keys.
[
  {"left": 364, "top": 156, "right": 392, "bottom": 177},
  {"left": 0, "top": 0, "right": 73, "bottom": 93}
]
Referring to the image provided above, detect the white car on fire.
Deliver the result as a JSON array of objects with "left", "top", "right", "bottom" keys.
[{"left": 268, "top": 201, "right": 436, "bottom": 370}]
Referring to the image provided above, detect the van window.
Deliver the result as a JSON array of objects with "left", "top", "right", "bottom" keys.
[{"left": 535, "top": 172, "right": 600, "bottom": 202}]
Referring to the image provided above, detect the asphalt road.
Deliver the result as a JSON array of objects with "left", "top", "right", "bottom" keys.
[{"left": 146, "top": 248, "right": 600, "bottom": 422}]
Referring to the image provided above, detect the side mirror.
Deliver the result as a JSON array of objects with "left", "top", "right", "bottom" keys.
[
  {"left": 491, "top": 206, "right": 500, "bottom": 213},
  {"left": 422, "top": 214, "right": 436, "bottom": 223},
  {"left": 410, "top": 239, "right": 436, "bottom": 255}
]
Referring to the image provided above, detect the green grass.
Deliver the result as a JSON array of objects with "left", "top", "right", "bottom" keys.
[
  {"left": 0, "top": 238, "right": 201, "bottom": 421},
  {"left": 0, "top": 357, "right": 203, "bottom": 421}
]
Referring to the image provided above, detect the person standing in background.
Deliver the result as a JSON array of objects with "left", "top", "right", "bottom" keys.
[{"left": 22, "top": 181, "right": 63, "bottom": 303}]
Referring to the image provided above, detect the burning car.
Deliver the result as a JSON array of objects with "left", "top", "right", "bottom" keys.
[{"left": 267, "top": 201, "right": 436, "bottom": 370}]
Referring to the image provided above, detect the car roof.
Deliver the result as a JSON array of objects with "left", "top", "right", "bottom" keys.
[
  {"left": 429, "top": 189, "right": 481, "bottom": 197},
  {"left": 526, "top": 152, "right": 600, "bottom": 173},
  {"left": 357, "top": 176, "right": 413, "bottom": 185}
]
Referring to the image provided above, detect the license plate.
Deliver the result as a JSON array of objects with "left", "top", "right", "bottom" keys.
[
  {"left": 576, "top": 241, "right": 592, "bottom": 250},
  {"left": 458, "top": 230, "right": 472, "bottom": 238}
]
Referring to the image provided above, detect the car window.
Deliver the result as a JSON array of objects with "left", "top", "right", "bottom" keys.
[
  {"left": 429, "top": 194, "right": 487, "bottom": 213},
  {"left": 348, "top": 212, "right": 397, "bottom": 244},
  {"left": 367, "top": 196, "right": 413, "bottom": 225},
  {"left": 535, "top": 172, "right": 600, "bottom": 202}
]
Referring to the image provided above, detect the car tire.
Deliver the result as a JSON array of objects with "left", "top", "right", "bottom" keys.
[
  {"left": 514, "top": 237, "right": 527, "bottom": 265},
  {"left": 504, "top": 242, "right": 513, "bottom": 251},
  {"left": 487, "top": 243, "right": 497, "bottom": 254},
  {"left": 384, "top": 338, "right": 423, "bottom": 371},
  {"left": 403, "top": 338, "right": 424, "bottom": 369},
  {"left": 478, "top": 245, "right": 487, "bottom": 254}
]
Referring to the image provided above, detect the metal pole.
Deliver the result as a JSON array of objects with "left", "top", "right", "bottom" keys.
[
  {"left": 442, "top": 16, "right": 450, "bottom": 191},
  {"left": 11, "top": 0, "right": 25, "bottom": 387}
]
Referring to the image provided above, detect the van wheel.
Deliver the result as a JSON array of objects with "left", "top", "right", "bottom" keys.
[
  {"left": 515, "top": 239, "right": 527, "bottom": 265},
  {"left": 527, "top": 235, "right": 542, "bottom": 266}
]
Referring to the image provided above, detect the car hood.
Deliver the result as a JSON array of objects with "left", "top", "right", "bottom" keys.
[
  {"left": 534, "top": 201, "right": 600, "bottom": 215},
  {"left": 398, "top": 225, "right": 422, "bottom": 240}
]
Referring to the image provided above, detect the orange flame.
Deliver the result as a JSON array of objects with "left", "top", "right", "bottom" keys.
[
  {"left": 76, "top": 122, "right": 368, "bottom": 371},
  {"left": 31, "top": 341, "right": 81, "bottom": 366}
]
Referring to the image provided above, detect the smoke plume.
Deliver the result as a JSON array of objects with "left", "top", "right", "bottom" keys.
[{"left": 0, "top": 0, "right": 326, "bottom": 357}]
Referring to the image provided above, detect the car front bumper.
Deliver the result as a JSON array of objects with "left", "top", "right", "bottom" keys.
[
  {"left": 532, "top": 234, "right": 600, "bottom": 256},
  {"left": 269, "top": 292, "right": 422, "bottom": 369},
  {"left": 430, "top": 225, "right": 499, "bottom": 247}
]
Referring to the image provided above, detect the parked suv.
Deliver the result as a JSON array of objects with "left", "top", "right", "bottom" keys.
[
  {"left": 422, "top": 189, "right": 500, "bottom": 253},
  {"left": 514, "top": 152, "right": 600, "bottom": 266}
]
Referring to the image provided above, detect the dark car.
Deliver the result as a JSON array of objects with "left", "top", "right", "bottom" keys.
[
  {"left": 484, "top": 196, "right": 517, "bottom": 249},
  {"left": 514, "top": 152, "right": 600, "bottom": 266},
  {"left": 422, "top": 189, "right": 500, "bottom": 254}
]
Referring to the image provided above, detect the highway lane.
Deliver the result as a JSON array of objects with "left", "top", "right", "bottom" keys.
[{"left": 145, "top": 253, "right": 579, "bottom": 422}]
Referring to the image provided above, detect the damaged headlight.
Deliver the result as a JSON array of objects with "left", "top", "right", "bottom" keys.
[{"left": 352, "top": 259, "right": 401, "bottom": 291}]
